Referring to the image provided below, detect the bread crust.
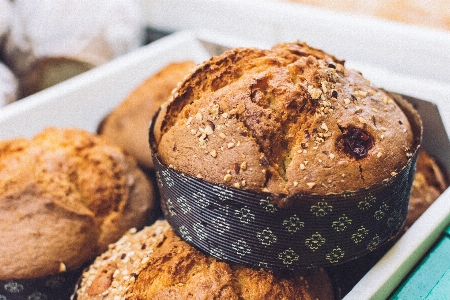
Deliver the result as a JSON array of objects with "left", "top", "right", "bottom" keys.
[
  {"left": 75, "top": 220, "right": 334, "bottom": 300},
  {"left": 155, "top": 42, "right": 414, "bottom": 195},
  {"left": 99, "top": 61, "right": 196, "bottom": 170},
  {"left": 0, "top": 127, "right": 155, "bottom": 280}
]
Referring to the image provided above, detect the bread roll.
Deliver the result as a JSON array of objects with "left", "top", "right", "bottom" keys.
[
  {"left": 154, "top": 42, "right": 416, "bottom": 195},
  {"left": 99, "top": 61, "right": 196, "bottom": 170},
  {"left": 75, "top": 220, "right": 334, "bottom": 300},
  {"left": 2, "top": 0, "right": 145, "bottom": 98},
  {"left": 0, "top": 127, "right": 155, "bottom": 280}
]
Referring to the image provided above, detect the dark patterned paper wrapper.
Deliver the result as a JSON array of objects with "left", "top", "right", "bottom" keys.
[
  {"left": 149, "top": 93, "right": 422, "bottom": 270},
  {"left": 0, "top": 269, "right": 82, "bottom": 300}
]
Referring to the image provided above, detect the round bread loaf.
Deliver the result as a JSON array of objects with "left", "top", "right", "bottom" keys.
[
  {"left": 99, "top": 61, "right": 196, "bottom": 170},
  {"left": 75, "top": 220, "right": 334, "bottom": 300},
  {"left": 154, "top": 42, "right": 416, "bottom": 195},
  {"left": 0, "top": 127, "right": 155, "bottom": 280}
]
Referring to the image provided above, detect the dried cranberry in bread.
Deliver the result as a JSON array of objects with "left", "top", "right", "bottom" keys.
[
  {"left": 99, "top": 61, "right": 196, "bottom": 170},
  {"left": 154, "top": 42, "right": 415, "bottom": 195},
  {"left": 75, "top": 220, "right": 334, "bottom": 300},
  {"left": 0, "top": 127, "right": 155, "bottom": 280}
]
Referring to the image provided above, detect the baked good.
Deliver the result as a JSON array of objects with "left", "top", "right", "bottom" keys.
[
  {"left": 154, "top": 41, "right": 416, "bottom": 195},
  {"left": 0, "top": 127, "right": 155, "bottom": 281},
  {"left": 75, "top": 219, "right": 334, "bottom": 300},
  {"left": 151, "top": 42, "right": 421, "bottom": 270},
  {"left": 1, "top": 0, "right": 145, "bottom": 98},
  {"left": 404, "top": 148, "right": 449, "bottom": 230},
  {"left": 0, "top": 61, "right": 18, "bottom": 107},
  {"left": 98, "top": 61, "right": 196, "bottom": 170}
]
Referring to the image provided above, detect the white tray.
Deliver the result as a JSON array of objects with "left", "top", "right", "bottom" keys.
[
  {"left": 0, "top": 30, "right": 449, "bottom": 300},
  {"left": 0, "top": 31, "right": 211, "bottom": 139}
]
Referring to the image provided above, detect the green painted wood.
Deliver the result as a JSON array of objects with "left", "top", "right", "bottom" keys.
[{"left": 390, "top": 226, "right": 450, "bottom": 299}]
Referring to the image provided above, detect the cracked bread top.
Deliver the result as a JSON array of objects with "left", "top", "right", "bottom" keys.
[
  {"left": 154, "top": 42, "right": 415, "bottom": 195},
  {"left": 0, "top": 127, "right": 155, "bottom": 280}
]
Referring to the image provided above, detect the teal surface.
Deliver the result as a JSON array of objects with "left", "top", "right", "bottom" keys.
[{"left": 391, "top": 226, "right": 450, "bottom": 300}]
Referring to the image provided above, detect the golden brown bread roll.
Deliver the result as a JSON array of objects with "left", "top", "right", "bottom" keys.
[
  {"left": 0, "top": 127, "right": 155, "bottom": 280},
  {"left": 75, "top": 220, "right": 334, "bottom": 300},
  {"left": 99, "top": 61, "right": 196, "bottom": 170},
  {"left": 154, "top": 41, "right": 416, "bottom": 195}
]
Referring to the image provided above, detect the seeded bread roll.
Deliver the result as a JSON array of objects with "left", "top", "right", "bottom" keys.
[
  {"left": 154, "top": 42, "right": 415, "bottom": 195},
  {"left": 99, "top": 61, "right": 196, "bottom": 170},
  {"left": 0, "top": 127, "right": 155, "bottom": 280},
  {"left": 75, "top": 220, "right": 334, "bottom": 300}
]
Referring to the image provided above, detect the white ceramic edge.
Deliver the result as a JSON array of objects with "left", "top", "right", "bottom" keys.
[{"left": 141, "top": 0, "right": 450, "bottom": 85}]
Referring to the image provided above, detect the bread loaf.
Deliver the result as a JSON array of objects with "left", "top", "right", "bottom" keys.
[
  {"left": 154, "top": 42, "right": 416, "bottom": 195},
  {"left": 75, "top": 220, "right": 334, "bottom": 300},
  {"left": 0, "top": 127, "right": 155, "bottom": 280},
  {"left": 99, "top": 61, "right": 196, "bottom": 170}
]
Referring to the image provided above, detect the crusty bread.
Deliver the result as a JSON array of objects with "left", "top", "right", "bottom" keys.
[
  {"left": 75, "top": 220, "right": 334, "bottom": 300},
  {"left": 99, "top": 61, "right": 196, "bottom": 170},
  {"left": 155, "top": 42, "right": 415, "bottom": 195},
  {"left": 0, "top": 127, "right": 155, "bottom": 280}
]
